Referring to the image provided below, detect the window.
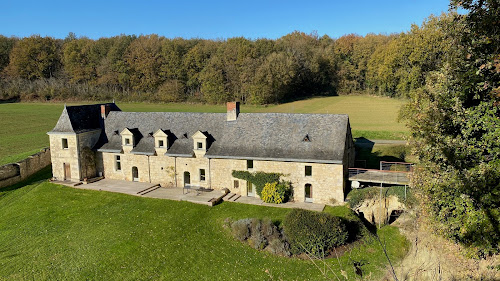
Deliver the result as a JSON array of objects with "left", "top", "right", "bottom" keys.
[
  {"left": 247, "top": 160, "right": 253, "bottom": 170},
  {"left": 234, "top": 180, "right": 239, "bottom": 189},
  {"left": 115, "top": 155, "right": 121, "bottom": 171},
  {"left": 199, "top": 169, "right": 206, "bottom": 181},
  {"left": 197, "top": 142, "right": 203, "bottom": 149},
  {"left": 62, "top": 138, "right": 68, "bottom": 149},
  {"left": 125, "top": 138, "right": 131, "bottom": 145},
  {"left": 305, "top": 165, "right": 312, "bottom": 176},
  {"left": 158, "top": 140, "right": 164, "bottom": 147}
]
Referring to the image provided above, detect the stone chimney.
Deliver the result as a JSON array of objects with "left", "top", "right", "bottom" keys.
[
  {"left": 101, "top": 104, "right": 111, "bottom": 119},
  {"left": 227, "top": 101, "right": 240, "bottom": 121}
]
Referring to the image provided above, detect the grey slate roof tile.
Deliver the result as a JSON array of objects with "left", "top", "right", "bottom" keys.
[
  {"left": 49, "top": 103, "right": 120, "bottom": 134},
  {"left": 94, "top": 111, "right": 349, "bottom": 163}
]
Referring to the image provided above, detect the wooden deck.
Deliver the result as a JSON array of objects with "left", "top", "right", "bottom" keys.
[{"left": 349, "top": 168, "right": 410, "bottom": 185}]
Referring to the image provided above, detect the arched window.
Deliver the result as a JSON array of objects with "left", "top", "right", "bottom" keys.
[
  {"left": 132, "top": 166, "right": 139, "bottom": 181},
  {"left": 184, "top": 171, "right": 191, "bottom": 187}
]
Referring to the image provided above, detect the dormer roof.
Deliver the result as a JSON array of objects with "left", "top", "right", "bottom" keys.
[
  {"left": 153, "top": 129, "right": 169, "bottom": 137},
  {"left": 192, "top": 130, "right": 208, "bottom": 139}
]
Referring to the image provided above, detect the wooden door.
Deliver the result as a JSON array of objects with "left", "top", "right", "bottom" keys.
[{"left": 64, "top": 163, "right": 71, "bottom": 180}]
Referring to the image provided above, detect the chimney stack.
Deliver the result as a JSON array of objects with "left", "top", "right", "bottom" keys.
[
  {"left": 101, "top": 104, "right": 111, "bottom": 119},
  {"left": 227, "top": 101, "right": 240, "bottom": 121}
]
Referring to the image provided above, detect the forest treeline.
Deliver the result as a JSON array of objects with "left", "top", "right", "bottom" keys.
[{"left": 0, "top": 13, "right": 456, "bottom": 104}]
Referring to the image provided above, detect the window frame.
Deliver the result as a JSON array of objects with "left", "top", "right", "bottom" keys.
[
  {"left": 305, "top": 165, "right": 312, "bottom": 177},
  {"left": 125, "top": 138, "right": 131, "bottom": 145},
  {"left": 158, "top": 139, "right": 164, "bottom": 148},
  {"left": 62, "top": 138, "right": 69, "bottom": 149},
  {"left": 247, "top": 160, "right": 253, "bottom": 170},
  {"left": 115, "top": 155, "right": 121, "bottom": 171},
  {"left": 199, "top": 168, "right": 206, "bottom": 181},
  {"left": 197, "top": 142, "right": 203, "bottom": 149}
]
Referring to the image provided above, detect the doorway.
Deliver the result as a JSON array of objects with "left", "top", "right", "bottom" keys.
[
  {"left": 63, "top": 163, "right": 71, "bottom": 181},
  {"left": 184, "top": 171, "right": 190, "bottom": 187},
  {"left": 305, "top": 184, "right": 313, "bottom": 202},
  {"left": 132, "top": 166, "right": 139, "bottom": 181},
  {"left": 247, "top": 181, "right": 255, "bottom": 197}
]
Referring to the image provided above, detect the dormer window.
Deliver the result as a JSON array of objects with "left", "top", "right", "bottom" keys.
[
  {"left": 153, "top": 129, "right": 170, "bottom": 150},
  {"left": 120, "top": 128, "right": 140, "bottom": 150},
  {"left": 192, "top": 130, "right": 208, "bottom": 156},
  {"left": 303, "top": 134, "right": 311, "bottom": 142}
]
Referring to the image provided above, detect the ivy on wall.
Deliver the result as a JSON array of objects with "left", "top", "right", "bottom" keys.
[{"left": 231, "top": 170, "right": 281, "bottom": 196}]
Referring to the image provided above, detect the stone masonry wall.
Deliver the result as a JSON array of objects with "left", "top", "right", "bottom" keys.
[
  {"left": 210, "top": 159, "right": 345, "bottom": 204},
  {"left": 100, "top": 151, "right": 346, "bottom": 203},
  {"left": 0, "top": 148, "right": 51, "bottom": 188}
]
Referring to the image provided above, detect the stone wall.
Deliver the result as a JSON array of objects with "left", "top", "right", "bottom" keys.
[
  {"left": 99, "top": 150, "right": 346, "bottom": 204},
  {"left": 210, "top": 159, "right": 345, "bottom": 204},
  {"left": 49, "top": 130, "right": 101, "bottom": 181},
  {"left": 0, "top": 147, "right": 51, "bottom": 188}
]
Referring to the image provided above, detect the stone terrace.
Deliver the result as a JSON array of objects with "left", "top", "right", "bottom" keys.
[{"left": 52, "top": 179, "right": 325, "bottom": 211}]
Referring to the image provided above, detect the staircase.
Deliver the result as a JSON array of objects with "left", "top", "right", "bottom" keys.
[
  {"left": 223, "top": 192, "right": 241, "bottom": 202},
  {"left": 137, "top": 184, "right": 161, "bottom": 196}
]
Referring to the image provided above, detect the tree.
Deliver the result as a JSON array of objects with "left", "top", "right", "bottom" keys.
[
  {"left": 123, "top": 34, "right": 165, "bottom": 92},
  {"left": 5, "top": 35, "right": 60, "bottom": 80},
  {"left": 402, "top": 2, "right": 500, "bottom": 256},
  {"left": 0, "top": 35, "right": 16, "bottom": 73}
]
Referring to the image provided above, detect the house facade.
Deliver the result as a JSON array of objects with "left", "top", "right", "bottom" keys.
[{"left": 48, "top": 102, "right": 355, "bottom": 204}]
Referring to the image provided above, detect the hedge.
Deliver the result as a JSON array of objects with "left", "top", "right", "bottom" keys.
[{"left": 283, "top": 208, "right": 348, "bottom": 258}]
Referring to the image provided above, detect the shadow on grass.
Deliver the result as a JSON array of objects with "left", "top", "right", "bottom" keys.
[
  {"left": 354, "top": 137, "right": 407, "bottom": 169},
  {"left": 0, "top": 165, "right": 52, "bottom": 197}
]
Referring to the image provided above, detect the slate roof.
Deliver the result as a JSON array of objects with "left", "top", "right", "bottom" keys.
[
  {"left": 95, "top": 111, "right": 351, "bottom": 164},
  {"left": 49, "top": 103, "right": 120, "bottom": 134}
]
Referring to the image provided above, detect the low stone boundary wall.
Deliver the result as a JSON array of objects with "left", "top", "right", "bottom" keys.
[{"left": 0, "top": 148, "right": 51, "bottom": 188}]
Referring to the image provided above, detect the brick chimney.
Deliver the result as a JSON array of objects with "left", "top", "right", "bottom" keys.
[
  {"left": 227, "top": 101, "right": 240, "bottom": 121},
  {"left": 101, "top": 104, "right": 111, "bottom": 119}
]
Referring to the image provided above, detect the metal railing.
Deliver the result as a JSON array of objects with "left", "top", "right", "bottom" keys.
[
  {"left": 348, "top": 167, "right": 411, "bottom": 184},
  {"left": 380, "top": 161, "right": 414, "bottom": 172}
]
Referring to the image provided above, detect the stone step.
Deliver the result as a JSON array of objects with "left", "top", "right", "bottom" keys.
[{"left": 137, "top": 185, "right": 161, "bottom": 195}]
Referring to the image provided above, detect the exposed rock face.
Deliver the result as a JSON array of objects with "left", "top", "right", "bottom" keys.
[{"left": 355, "top": 195, "right": 404, "bottom": 225}]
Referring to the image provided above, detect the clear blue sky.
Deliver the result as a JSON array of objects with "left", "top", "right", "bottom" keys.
[{"left": 1, "top": 0, "right": 452, "bottom": 39}]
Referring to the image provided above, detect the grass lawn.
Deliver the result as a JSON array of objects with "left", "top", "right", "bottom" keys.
[
  {"left": 0, "top": 169, "right": 409, "bottom": 280},
  {"left": 0, "top": 96, "right": 408, "bottom": 165}
]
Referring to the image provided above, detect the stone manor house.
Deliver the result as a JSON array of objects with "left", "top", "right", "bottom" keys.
[{"left": 48, "top": 102, "right": 355, "bottom": 203}]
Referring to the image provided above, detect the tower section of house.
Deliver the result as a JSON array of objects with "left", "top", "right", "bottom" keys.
[
  {"left": 47, "top": 103, "right": 120, "bottom": 181},
  {"left": 49, "top": 102, "right": 355, "bottom": 203}
]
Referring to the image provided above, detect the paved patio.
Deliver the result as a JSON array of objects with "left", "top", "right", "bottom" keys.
[{"left": 52, "top": 179, "right": 326, "bottom": 211}]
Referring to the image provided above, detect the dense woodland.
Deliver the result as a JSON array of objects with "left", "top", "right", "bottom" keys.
[{"left": 0, "top": 13, "right": 456, "bottom": 104}]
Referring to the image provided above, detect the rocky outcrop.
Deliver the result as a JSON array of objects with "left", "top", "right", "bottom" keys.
[{"left": 355, "top": 195, "right": 404, "bottom": 225}]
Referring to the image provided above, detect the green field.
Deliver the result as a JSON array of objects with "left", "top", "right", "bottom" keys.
[
  {"left": 0, "top": 96, "right": 408, "bottom": 165},
  {"left": 0, "top": 169, "right": 408, "bottom": 280}
]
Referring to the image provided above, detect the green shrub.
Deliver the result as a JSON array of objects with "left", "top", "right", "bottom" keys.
[
  {"left": 347, "top": 186, "right": 415, "bottom": 209},
  {"left": 283, "top": 209, "right": 348, "bottom": 258},
  {"left": 261, "top": 182, "right": 291, "bottom": 204},
  {"left": 230, "top": 218, "right": 289, "bottom": 254},
  {"left": 231, "top": 218, "right": 251, "bottom": 241},
  {"left": 347, "top": 187, "right": 380, "bottom": 208},
  {"left": 267, "top": 237, "right": 290, "bottom": 256}
]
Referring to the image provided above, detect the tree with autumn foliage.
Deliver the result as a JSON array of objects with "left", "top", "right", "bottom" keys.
[{"left": 402, "top": 0, "right": 500, "bottom": 256}]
